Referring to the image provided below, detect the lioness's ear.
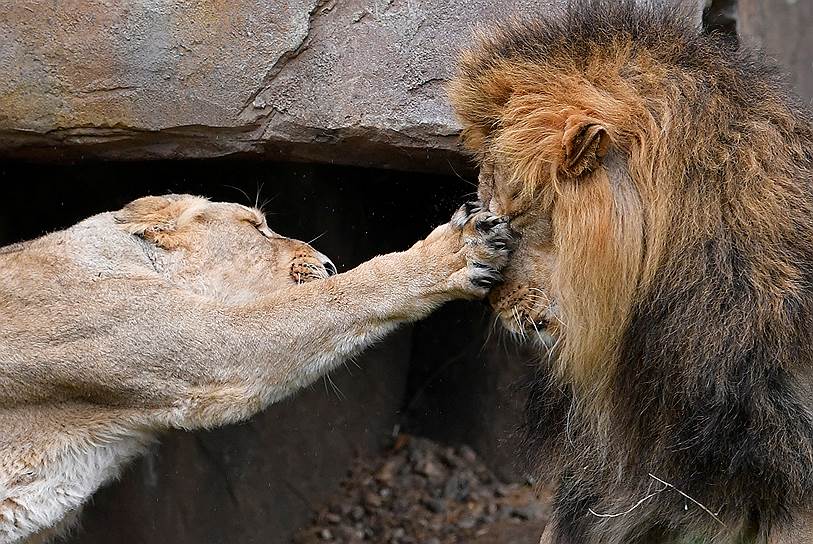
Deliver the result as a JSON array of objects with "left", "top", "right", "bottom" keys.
[
  {"left": 114, "top": 195, "right": 207, "bottom": 249},
  {"left": 559, "top": 115, "right": 610, "bottom": 178}
]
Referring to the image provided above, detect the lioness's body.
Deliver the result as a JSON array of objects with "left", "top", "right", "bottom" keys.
[
  {"left": 0, "top": 196, "right": 511, "bottom": 543},
  {"left": 450, "top": 1, "right": 813, "bottom": 542}
]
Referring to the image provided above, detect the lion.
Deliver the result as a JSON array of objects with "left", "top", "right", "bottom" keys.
[
  {"left": 0, "top": 194, "right": 513, "bottom": 544},
  {"left": 449, "top": 1, "right": 813, "bottom": 543}
]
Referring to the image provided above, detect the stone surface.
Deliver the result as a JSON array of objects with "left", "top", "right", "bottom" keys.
[
  {"left": 0, "top": 0, "right": 703, "bottom": 171},
  {"left": 738, "top": 0, "right": 813, "bottom": 103},
  {"left": 404, "top": 302, "right": 539, "bottom": 483},
  {"left": 0, "top": 0, "right": 541, "bottom": 170}
]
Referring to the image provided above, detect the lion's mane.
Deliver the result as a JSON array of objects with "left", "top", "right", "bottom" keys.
[{"left": 451, "top": 1, "right": 813, "bottom": 541}]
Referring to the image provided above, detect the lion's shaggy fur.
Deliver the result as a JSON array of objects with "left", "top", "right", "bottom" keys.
[{"left": 450, "top": 1, "right": 813, "bottom": 542}]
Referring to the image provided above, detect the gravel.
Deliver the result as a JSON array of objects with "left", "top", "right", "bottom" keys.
[{"left": 292, "top": 435, "right": 549, "bottom": 544}]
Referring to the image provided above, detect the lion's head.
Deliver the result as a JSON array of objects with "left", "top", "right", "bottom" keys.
[
  {"left": 449, "top": 2, "right": 813, "bottom": 396},
  {"left": 449, "top": 2, "right": 813, "bottom": 538},
  {"left": 115, "top": 195, "right": 336, "bottom": 303}
]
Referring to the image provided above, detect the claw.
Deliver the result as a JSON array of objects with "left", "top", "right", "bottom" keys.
[
  {"left": 491, "top": 231, "right": 516, "bottom": 249},
  {"left": 464, "top": 201, "right": 482, "bottom": 216},
  {"left": 475, "top": 217, "right": 496, "bottom": 232},
  {"left": 472, "top": 273, "right": 504, "bottom": 288},
  {"left": 452, "top": 202, "right": 480, "bottom": 227},
  {"left": 471, "top": 263, "right": 504, "bottom": 288},
  {"left": 476, "top": 214, "right": 511, "bottom": 233}
]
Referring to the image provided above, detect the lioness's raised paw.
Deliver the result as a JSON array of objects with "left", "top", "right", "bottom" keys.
[
  {"left": 413, "top": 202, "right": 514, "bottom": 300},
  {"left": 463, "top": 210, "right": 514, "bottom": 290},
  {"left": 450, "top": 203, "right": 514, "bottom": 297}
]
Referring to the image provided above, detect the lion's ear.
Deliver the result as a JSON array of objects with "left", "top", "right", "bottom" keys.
[
  {"left": 559, "top": 115, "right": 611, "bottom": 178},
  {"left": 114, "top": 195, "right": 207, "bottom": 249}
]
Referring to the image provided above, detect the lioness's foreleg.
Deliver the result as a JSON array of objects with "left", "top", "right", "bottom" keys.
[
  {"left": 12, "top": 205, "right": 511, "bottom": 429},
  {"left": 165, "top": 206, "right": 512, "bottom": 427}
]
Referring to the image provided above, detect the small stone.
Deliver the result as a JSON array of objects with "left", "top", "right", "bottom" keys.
[
  {"left": 376, "top": 457, "right": 404, "bottom": 483},
  {"left": 415, "top": 458, "right": 445, "bottom": 480},
  {"left": 511, "top": 502, "right": 549, "bottom": 520},
  {"left": 350, "top": 505, "right": 365, "bottom": 521},
  {"left": 337, "top": 526, "right": 364, "bottom": 539},
  {"left": 421, "top": 497, "right": 446, "bottom": 513},
  {"left": 457, "top": 515, "right": 478, "bottom": 530},
  {"left": 494, "top": 483, "right": 514, "bottom": 498},
  {"left": 364, "top": 492, "right": 383, "bottom": 508},
  {"left": 325, "top": 512, "right": 341, "bottom": 524},
  {"left": 440, "top": 447, "right": 460, "bottom": 468},
  {"left": 497, "top": 505, "right": 515, "bottom": 520},
  {"left": 443, "top": 474, "right": 471, "bottom": 502},
  {"left": 459, "top": 445, "right": 478, "bottom": 464},
  {"left": 393, "top": 497, "right": 412, "bottom": 513},
  {"left": 319, "top": 528, "right": 333, "bottom": 540}
]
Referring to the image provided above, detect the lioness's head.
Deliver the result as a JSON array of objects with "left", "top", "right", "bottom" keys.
[
  {"left": 449, "top": 3, "right": 813, "bottom": 394},
  {"left": 116, "top": 195, "right": 336, "bottom": 303}
]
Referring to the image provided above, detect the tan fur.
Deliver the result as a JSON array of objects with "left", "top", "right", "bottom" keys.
[{"left": 0, "top": 195, "right": 511, "bottom": 543}]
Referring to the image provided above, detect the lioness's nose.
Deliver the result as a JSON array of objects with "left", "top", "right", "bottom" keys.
[{"left": 316, "top": 251, "right": 337, "bottom": 276}]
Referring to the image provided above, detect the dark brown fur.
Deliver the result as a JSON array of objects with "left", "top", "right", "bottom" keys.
[{"left": 449, "top": 1, "right": 813, "bottom": 542}]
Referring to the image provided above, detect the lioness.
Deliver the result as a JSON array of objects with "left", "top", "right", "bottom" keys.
[
  {"left": 0, "top": 194, "right": 512, "bottom": 544},
  {"left": 450, "top": 0, "right": 813, "bottom": 543}
]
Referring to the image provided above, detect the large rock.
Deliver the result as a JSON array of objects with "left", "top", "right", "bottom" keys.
[
  {"left": 0, "top": 0, "right": 536, "bottom": 171},
  {"left": 0, "top": 0, "right": 703, "bottom": 171}
]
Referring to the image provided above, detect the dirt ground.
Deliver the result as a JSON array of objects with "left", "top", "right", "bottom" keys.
[{"left": 292, "top": 435, "right": 549, "bottom": 544}]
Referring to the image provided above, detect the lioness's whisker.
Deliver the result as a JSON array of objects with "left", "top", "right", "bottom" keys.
[
  {"left": 511, "top": 307, "right": 527, "bottom": 340},
  {"left": 253, "top": 181, "right": 265, "bottom": 210},
  {"left": 481, "top": 314, "right": 501, "bottom": 353},
  {"left": 307, "top": 231, "right": 328, "bottom": 245},
  {"left": 527, "top": 316, "right": 545, "bottom": 344},
  {"left": 324, "top": 373, "right": 345, "bottom": 401}
]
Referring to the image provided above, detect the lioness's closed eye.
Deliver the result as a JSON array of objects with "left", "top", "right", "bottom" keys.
[{"left": 0, "top": 194, "right": 512, "bottom": 544}]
